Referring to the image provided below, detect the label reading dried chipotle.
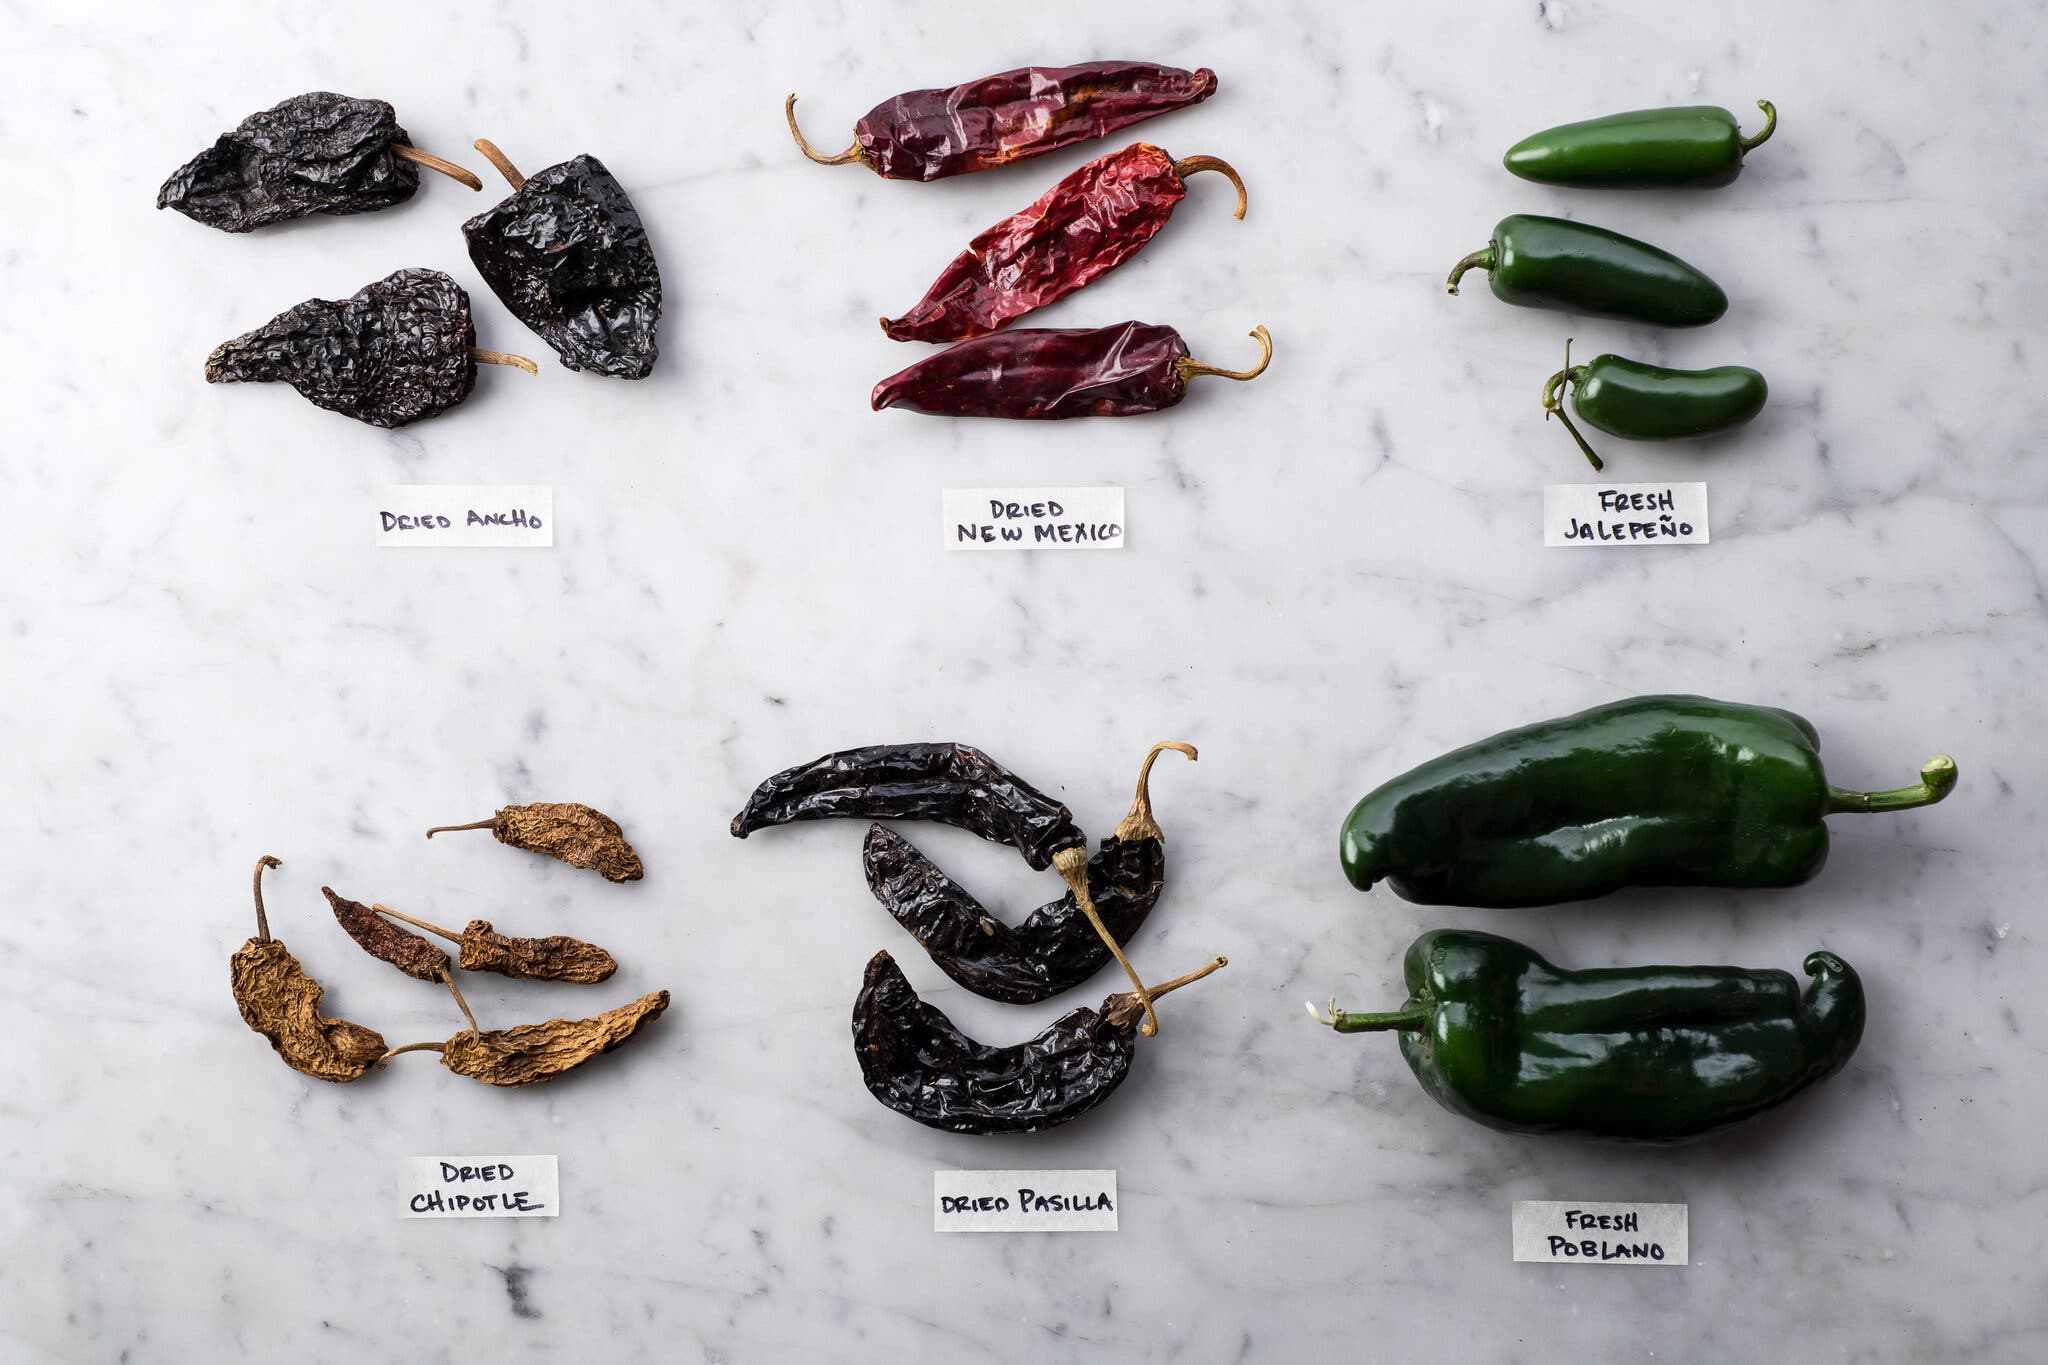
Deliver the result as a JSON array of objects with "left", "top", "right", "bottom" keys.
[{"left": 402, "top": 1155, "right": 558, "bottom": 1219}]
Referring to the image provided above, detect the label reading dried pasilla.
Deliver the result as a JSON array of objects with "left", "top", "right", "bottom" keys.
[
  {"left": 374, "top": 484, "right": 553, "bottom": 547},
  {"left": 1544, "top": 482, "right": 1708, "bottom": 547},
  {"left": 933, "top": 1169, "right": 1117, "bottom": 1232},
  {"left": 1511, "top": 1200, "right": 1687, "bottom": 1265},
  {"left": 942, "top": 487, "right": 1124, "bottom": 550},
  {"left": 402, "top": 1155, "right": 558, "bottom": 1218}
]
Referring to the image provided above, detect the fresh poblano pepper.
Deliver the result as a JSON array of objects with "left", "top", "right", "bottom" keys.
[
  {"left": 1504, "top": 101, "right": 1777, "bottom": 189},
  {"left": 1340, "top": 695, "right": 1957, "bottom": 907},
  {"left": 1309, "top": 929, "right": 1864, "bottom": 1142},
  {"left": 1540, "top": 339, "right": 1767, "bottom": 470},
  {"left": 1446, "top": 215, "right": 1727, "bottom": 327}
]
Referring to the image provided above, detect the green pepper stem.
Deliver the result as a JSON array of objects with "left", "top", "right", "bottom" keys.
[
  {"left": 1825, "top": 755, "right": 1957, "bottom": 813},
  {"left": 1446, "top": 246, "right": 1494, "bottom": 295},
  {"left": 1307, "top": 997, "right": 1434, "bottom": 1033},
  {"left": 1547, "top": 403, "right": 1605, "bottom": 472},
  {"left": 1740, "top": 100, "right": 1777, "bottom": 153}
]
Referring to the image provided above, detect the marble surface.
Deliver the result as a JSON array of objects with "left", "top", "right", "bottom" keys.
[{"left": 5, "top": 2, "right": 2045, "bottom": 1360}]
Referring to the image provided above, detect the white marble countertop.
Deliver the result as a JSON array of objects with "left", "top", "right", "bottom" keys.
[{"left": 6, "top": 2, "right": 2045, "bottom": 1360}]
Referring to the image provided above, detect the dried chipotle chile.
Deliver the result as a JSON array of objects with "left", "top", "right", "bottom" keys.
[
  {"left": 853, "top": 951, "right": 1225, "bottom": 1134},
  {"left": 786, "top": 62, "right": 1218, "bottom": 181},
  {"left": 872, "top": 321, "right": 1271, "bottom": 419},
  {"left": 426, "top": 802, "right": 644, "bottom": 883},
  {"left": 862, "top": 742, "right": 1196, "bottom": 1004},
  {"left": 158, "top": 92, "right": 482, "bottom": 233},
  {"left": 326, "top": 887, "right": 450, "bottom": 982},
  {"left": 463, "top": 140, "right": 663, "bottom": 379},
  {"left": 231, "top": 856, "right": 387, "bottom": 1083},
  {"left": 204, "top": 268, "right": 535, "bottom": 428},
  {"left": 881, "top": 143, "right": 1246, "bottom": 343},
  {"left": 384, "top": 990, "right": 672, "bottom": 1087},
  {"left": 372, "top": 903, "right": 618, "bottom": 984}
]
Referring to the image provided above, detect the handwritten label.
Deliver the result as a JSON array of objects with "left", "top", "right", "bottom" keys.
[
  {"left": 1512, "top": 1200, "right": 1687, "bottom": 1265},
  {"left": 933, "top": 1169, "right": 1117, "bottom": 1232},
  {"left": 374, "top": 484, "right": 553, "bottom": 547},
  {"left": 942, "top": 486, "right": 1124, "bottom": 550},
  {"left": 1544, "top": 482, "right": 1708, "bottom": 547},
  {"left": 402, "top": 1155, "right": 558, "bottom": 1219}
]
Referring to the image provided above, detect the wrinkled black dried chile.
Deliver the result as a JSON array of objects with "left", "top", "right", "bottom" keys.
[{"left": 159, "top": 92, "right": 426, "bottom": 233}]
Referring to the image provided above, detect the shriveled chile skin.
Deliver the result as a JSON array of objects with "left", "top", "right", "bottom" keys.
[
  {"left": 440, "top": 990, "right": 670, "bottom": 1087},
  {"left": 863, "top": 825, "right": 1165, "bottom": 1004},
  {"left": 458, "top": 920, "right": 618, "bottom": 984},
  {"left": 231, "top": 940, "right": 388, "bottom": 1083},
  {"left": 853, "top": 952, "right": 1138, "bottom": 1134},
  {"left": 463, "top": 155, "right": 662, "bottom": 379},
  {"left": 882, "top": 143, "right": 1192, "bottom": 342},
  {"left": 204, "top": 268, "right": 477, "bottom": 428},
  {"left": 731, "top": 742, "right": 1084, "bottom": 870},
  {"left": 325, "top": 888, "right": 450, "bottom": 981},
  {"left": 856, "top": 63, "right": 1217, "bottom": 181},
  {"left": 158, "top": 92, "right": 419, "bottom": 232},
  {"left": 435, "top": 803, "right": 644, "bottom": 882},
  {"left": 872, "top": 322, "right": 1190, "bottom": 419}
]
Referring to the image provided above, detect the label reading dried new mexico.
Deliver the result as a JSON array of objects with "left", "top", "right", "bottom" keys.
[
  {"left": 1511, "top": 1200, "right": 1687, "bottom": 1265},
  {"left": 1544, "top": 481, "right": 1708, "bottom": 547},
  {"left": 402, "top": 1155, "right": 558, "bottom": 1218},
  {"left": 943, "top": 487, "right": 1124, "bottom": 550},
  {"left": 933, "top": 1170, "right": 1118, "bottom": 1232},
  {"left": 374, "top": 484, "right": 552, "bottom": 547}
]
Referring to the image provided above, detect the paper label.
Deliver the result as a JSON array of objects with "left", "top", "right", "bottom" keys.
[
  {"left": 1543, "top": 481, "right": 1708, "bottom": 547},
  {"left": 1512, "top": 1200, "right": 1687, "bottom": 1265},
  {"left": 933, "top": 1170, "right": 1118, "bottom": 1232},
  {"left": 942, "top": 487, "right": 1124, "bottom": 550},
  {"left": 402, "top": 1155, "right": 558, "bottom": 1219},
  {"left": 373, "top": 485, "right": 553, "bottom": 547}
]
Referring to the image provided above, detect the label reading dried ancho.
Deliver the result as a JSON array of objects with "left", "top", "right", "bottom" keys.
[
  {"left": 933, "top": 1169, "right": 1118, "bottom": 1232},
  {"left": 374, "top": 484, "right": 553, "bottom": 547}
]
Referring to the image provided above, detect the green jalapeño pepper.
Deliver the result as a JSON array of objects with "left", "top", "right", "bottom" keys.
[
  {"left": 1540, "top": 340, "right": 1767, "bottom": 470},
  {"left": 1340, "top": 695, "right": 1957, "bottom": 907},
  {"left": 1446, "top": 215, "right": 1727, "bottom": 327},
  {"left": 1309, "top": 929, "right": 1864, "bottom": 1142},
  {"left": 1504, "top": 101, "right": 1776, "bottom": 189}
]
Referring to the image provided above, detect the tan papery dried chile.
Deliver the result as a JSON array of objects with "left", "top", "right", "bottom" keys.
[
  {"left": 231, "top": 856, "right": 387, "bottom": 1082},
  {"left": 372, "top": 903, "right": 618, "bottom": 984},
  {"left": 326, "top": 887, "right": 451, "bottom": 981},
  {"left": 391, "top": 990, "right": 671, "bottom": 1087},
  {"left": 426, "top": 802, "right": 644, "bottom": 882}
]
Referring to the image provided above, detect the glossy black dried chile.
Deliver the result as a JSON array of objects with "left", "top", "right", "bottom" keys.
[{"left": 463, "top": 141, "right": 663, "bottom": 379}]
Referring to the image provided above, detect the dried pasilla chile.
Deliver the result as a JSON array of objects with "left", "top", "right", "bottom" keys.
[
  {"left": 372, "top": 903, "right": 618, "bottom": 984},
  {"left": 158, "top": 91, "right": 482, "bottom": 233},
  {"left": 463, "top": 140, "right": 662, "bottom": 379},
  {"left": 786, "top": 62, "right": 1218, "bottom": 181},
  {"left": 872, "top": 321, "right": 1271, "bottom": 419},
  {"left": 426, "top": 802, "right": 644, "bottom": 883},
  {"left": 882, "top": 143, "right": 1246, "bottom": 342},
  {"left": 1540, "top": 338, "right": 1767, "bottom": 471},
  {"left": 385, "top": 991, "right": 672, "bottom": 1087},
  {"left": 862, "top": 742, "right": 1196, "bottom": 1004},
  {"left": 205, "top": 268, "right": 535, "bottom": 428},
  {"left": 231, "top": 856, "right": 387, "bottom": 1083},
  {"left": 854, "top": 951, "right": 1224, "bottom": 1134}
]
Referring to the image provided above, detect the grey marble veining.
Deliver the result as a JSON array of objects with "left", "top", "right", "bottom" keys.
[{"left": 3, "top": 1, "right": 2045, "bottom": 1360}]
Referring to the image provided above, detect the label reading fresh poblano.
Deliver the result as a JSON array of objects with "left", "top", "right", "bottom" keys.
[{"left": 1511, "top": 1200, "right": 1687, "bottom": 1264}]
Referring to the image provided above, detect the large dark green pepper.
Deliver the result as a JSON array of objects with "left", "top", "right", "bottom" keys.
[
  {"left": 1504, "top": 101, "right": 1776, "bottom": 189},
  {"left": 1340, "top": 695, "right": 1956, "bottom": 907},
  {"left": 1540, "top": 341, "right": 1767, "bottom": 470},
  {"left": 1446, "top": 215, "right": 1727, "bottom": 327},
  {"left": 1309, "top": 929, "right": 1863, "bottom": 1142}
]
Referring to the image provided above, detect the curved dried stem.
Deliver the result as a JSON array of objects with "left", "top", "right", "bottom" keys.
[
  {"left": 1171, "top": 155, "right": 1247, "bottom": 218},
  {"left": 392, "top": 144, "right": 483, "bottom": 191},
  {"left": 372, "top": 902, "right": 460, "bottom": 945},
  {"left": 785, "top": 94, "right": 864, "bottom": 166},
  {"left": 473, "top": 138, "right": 526, "bottom": 191},
  {"left": 252, "top": 855, "right": 282, "bottom": 942},
  {"left": 1056, "top": 844, "right": 1158, "bottom": 1036},
  {"left": 1113, "top": 741, "right": 1198, "bottom": 844},
  {"left": 379, "top": 1040, "right": 448, "bottom": 1062},
  {"left": 425, "top": 818, "right": 496, "bottom": 838},
  {"left": 1178, "top": 326, "right": 1272, "bottom": 384},
  {"left": 442, "top": 971, "right": 479, "bottom": 1034},
  {"left": 471, "top": 348, "right": 539, "bottom": 376}
]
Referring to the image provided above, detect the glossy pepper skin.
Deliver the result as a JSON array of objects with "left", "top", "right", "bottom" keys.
[
  {"left": 1504, "top": 101, "right": 1777, "bottom": 189},
  {"left": 1447, "top": 215, "right": 1727, "bottom": 327},
  {"left": 873, "top": 322, "right": 1271, "bottom": 419},
  {"left": 882, "top": 143, "right": 1244, "bottom": 342},
  {"left": 1340, "top": 695, "right": 1957, "bottom": 907},
  {"left": 790, "top": 62, "right": 1217, "bottom": 181},
  {"left": 1553, "top": 354, "right": 1766, "bottom": 441},
  {"left": 1317, "top": 930, "right": 1864, "bottom": 1142}
]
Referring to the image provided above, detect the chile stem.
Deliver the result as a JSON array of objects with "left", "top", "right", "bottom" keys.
[
  {"left": 472, "top": 139, "right": 525, "bottom": 191},
  {"left": 1740, "top": 100, "right": 1778, "bottom": 153},
  {"left": 1170, "top": 155, "right": 1248, "bottom": 218},
  {"left": 1055, "top": 844, "right": 1158, "bottom": 1037},
  {"left": 471, "top": 349, "right": 539, "bottom": 375},
  {"left": 252, "top": 854, "right": 281, "bottom": 943},
  {"left": 391, "top": 144, "right": 484, "bottom": 191},
  {"left": 1825, "top": 755, "right": 1957, "bottom": 813},
  {"left": 784, "top": 95, "right": 865, "bottom": 166},
  {"left": 1113, "top": 740, "right": 1198, "bottom": 843},
  {"left": 1177, "top": 326, "right": 1273, "bottom": 383},
  {"left": 425, "top": 818, "right": 496, "bottom": 838},
  {"left": 1446, "top": 246, "right": 1494, "bottom": 296},
  {"left": 372, "top": 902, "right": 461, "bottom": 945},
  {"left": 442, "top": 970, "right": 480, "bottom": 1034},
  {"left": 379, "top": 1040, "right": 447, "bottom": 1061},
  {"left": 1306, "top": 996, "right": 1435, "bottom": 1033}
]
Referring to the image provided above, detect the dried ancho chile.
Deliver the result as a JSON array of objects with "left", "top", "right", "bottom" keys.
[
  {"left": 882, "top": 143, "right": 1247, "bottom": 343},
  {"left": 872, "top": 322, "right": 1271, "bottom": 419},
  {"left": 863, "top": 742, "right": 1196, "bottom": 1004},
  {"left": 231, "top": 856, "right": 386, "bottom": 1083},
  {"left": 427, "top": 802, "right": 644, "bottom": 883},
  {"left": 373, "top": 903, "right": 618, "bottom": 984},
  {"left": 786, "top": 61, "right": 1218, "bottom": 181},
  {"left": 205, "top": 268, "right": 534, "bottom": 428},
  {"left": 464, "top": 139, "right": 663, "bottom": 379},
  {"left": 855, "top": 951, "right": 1225, "bottom": 1134},
  {"left": 159, "top": 91, "right": 482, "bottom": 233}
]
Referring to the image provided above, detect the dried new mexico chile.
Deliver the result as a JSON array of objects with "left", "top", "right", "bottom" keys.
[
  {"left": 204, "top": 268, "right": 534, "bottom": 428},
  {"left": 159, "top": 91, "right": 482, "bottom": 233},
  {"left": 426, "top": 802, "right": 645, "bottom": 883},
  {"left": 232, "top": 857, "right": 386, "bottom": 1083},
  {"left": 881, "top": 143, "right": 1247, "bottom": 342},
  {"left": 464, "top": 140, "right": 663, "bottom": 379},
  {"left": 862, "top": 742, "right": 1197, "bottom": 1004},
  {"left": 872, "top": 322, "right": 1272, "bottom": 419},
  {"left": 785, "top": 62, "right": 1218, "bottom": 182}
]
